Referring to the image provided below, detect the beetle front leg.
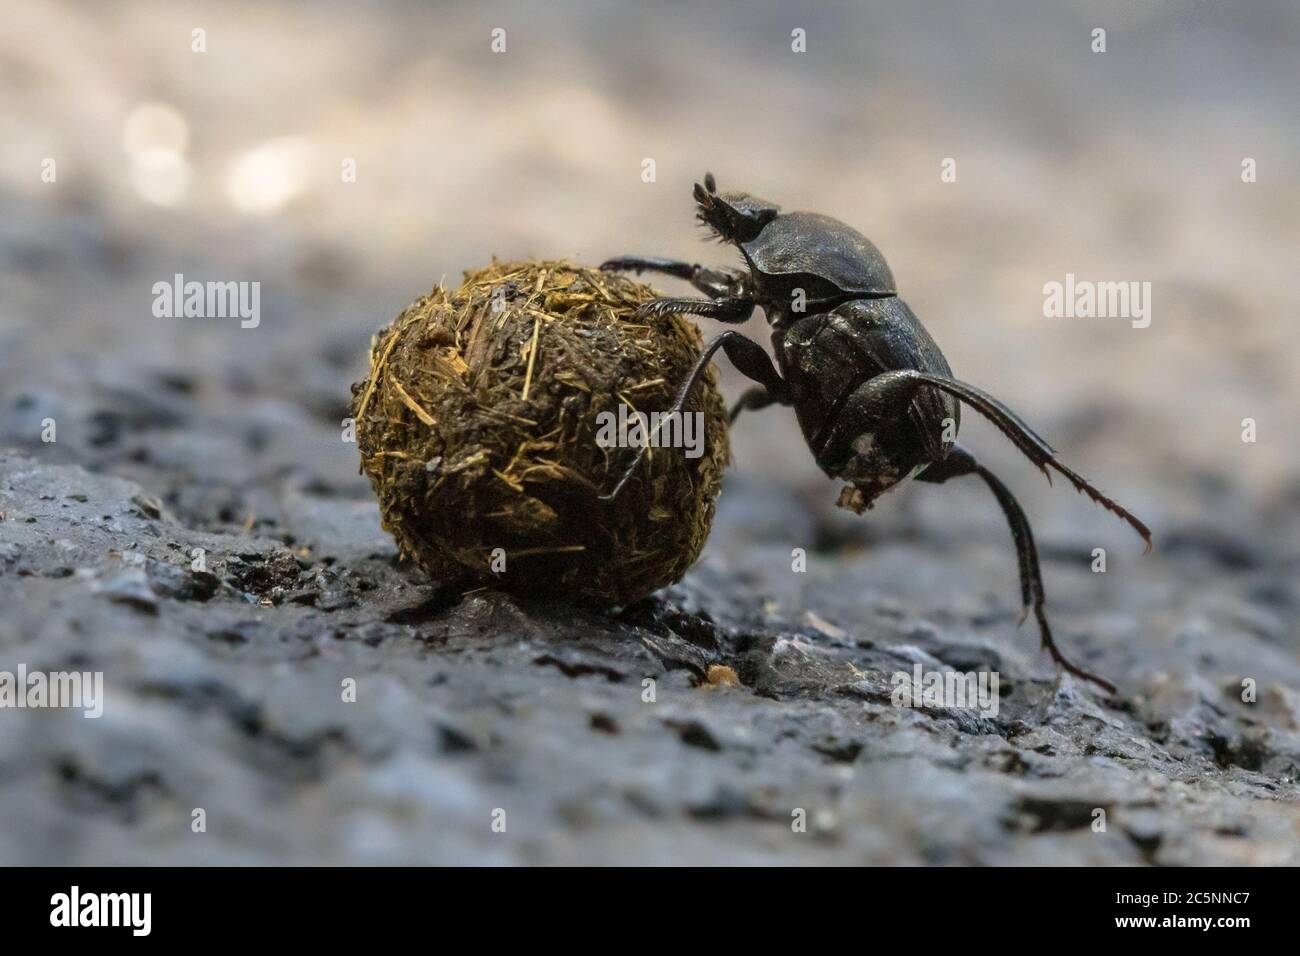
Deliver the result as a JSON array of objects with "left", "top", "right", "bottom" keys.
[
  {"left": 601, "top": 256, "right": 751, "bottom": 299},
  {"left": 917, "top": 445, "right": 1116, "bottom": 694},
  {"left": 599, "top": 330, "right": 784, "bottom": 501},
  {"left": 637, "top": 296, "right": 754, "bottom": 323}
]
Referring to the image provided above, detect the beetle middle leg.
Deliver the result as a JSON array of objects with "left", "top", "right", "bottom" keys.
[
  {"left": 916, "top": 445, "right": 1116, "bottom": 693},
  {"left": 729, "top": 385, "right": 788, "bottom": 423},
  {"left": 599, "top": 330, "right": 786, "bottom": 501}
]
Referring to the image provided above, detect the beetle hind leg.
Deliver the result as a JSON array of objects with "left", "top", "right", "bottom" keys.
[
  {"left": 844, "top": 370, "right": 1152, "bottom": 550},
  {"left": 905, "top": 373, "right": 1151, "bottom": 550},
  {"left": 918, "top": 445, "right": 1117, "bottom": 695}
]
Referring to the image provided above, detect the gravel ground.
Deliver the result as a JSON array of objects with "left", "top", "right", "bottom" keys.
[
  {"left": 1, "top": 382, "right": 1297, "bottom": 864},
  {"left": 1, "top": 0, "right": 1298, "bottom": 864}
]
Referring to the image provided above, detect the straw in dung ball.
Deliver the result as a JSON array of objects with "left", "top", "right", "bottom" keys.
[{"left": 350, "top": 260, "right": 730, "bottom": 605}]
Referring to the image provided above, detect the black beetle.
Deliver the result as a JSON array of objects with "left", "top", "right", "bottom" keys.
[{"left": 600, "top": 172, "right": 1151, "bottom": 693}]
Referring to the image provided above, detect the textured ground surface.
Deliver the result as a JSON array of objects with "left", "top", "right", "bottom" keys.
[
  {"left": 1, "top": 410, "right": 1297, "bottom": 864},
  {"left": 2, "top": 0, "right": 1298, "bottom": 864}
]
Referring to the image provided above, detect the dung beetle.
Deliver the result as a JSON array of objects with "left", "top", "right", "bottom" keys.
[{"left": 600, "top": 172, "right": 1151, "bottom": 694}]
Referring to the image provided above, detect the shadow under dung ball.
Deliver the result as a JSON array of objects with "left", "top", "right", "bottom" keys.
[{"left": 350, "top": 260, "right": 730, "bottom": 605}]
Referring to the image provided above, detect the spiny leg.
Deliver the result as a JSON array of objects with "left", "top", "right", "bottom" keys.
[
  {"left": 825, "top": 369, "right": 1152, "bottom": 549},
  {"left": 636, "top": 295, "right": 754, "bottom": 323},
  {"left": 600, "top": 257, "right": 755, "bottom": 323},
  {"left": 600, "top": 331, "right": 785, "bottom": 501},
  {"left": 918, "top": 446, "right": 1116, "bottom": 693},
  {"left": 600, "top": 256, "right": 751, "bottom": 300}
]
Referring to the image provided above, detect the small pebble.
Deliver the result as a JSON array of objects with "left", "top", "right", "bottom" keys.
[{"left": 706, "top": 664, "right": 740, "bottom": 687}]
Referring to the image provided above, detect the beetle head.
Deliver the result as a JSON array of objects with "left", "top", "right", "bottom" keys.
[{"left": 694, "top": 172, "right": 779, "bottom": 243}]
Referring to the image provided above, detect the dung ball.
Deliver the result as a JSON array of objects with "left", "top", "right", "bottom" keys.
[{"left": 350, "top": 259, "right": 730, "bottom": 605}]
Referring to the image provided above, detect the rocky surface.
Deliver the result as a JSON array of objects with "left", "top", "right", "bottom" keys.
[
  {"left": 1, "top": 416, "right": 1297, "bottom": 863},
  {"left": 2, "top": 0, "right": 1298, "bottom": 865}
]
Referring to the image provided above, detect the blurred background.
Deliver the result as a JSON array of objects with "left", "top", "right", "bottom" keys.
[
  {"left": 2, "top": 0, "right": 1299, "bottom": 866},
  {"left": 3, "top": 0, "right": 1298, "bottom": 544}
]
